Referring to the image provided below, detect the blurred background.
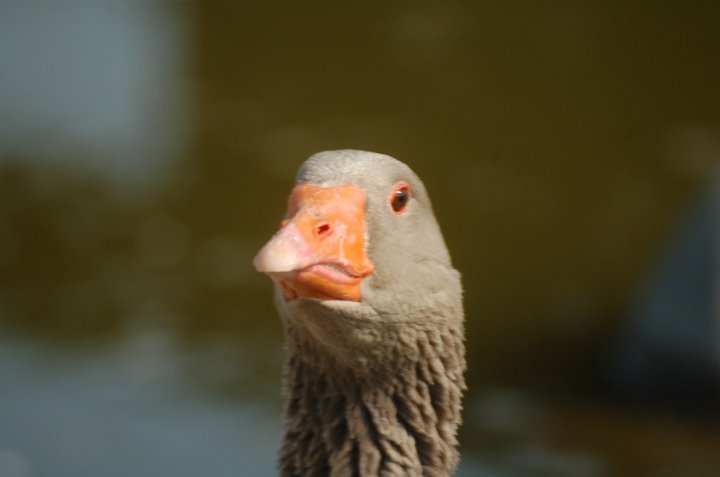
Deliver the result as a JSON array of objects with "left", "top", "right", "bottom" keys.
[{"left": 1, "top": 1, "right": 719, "bottom": 476}]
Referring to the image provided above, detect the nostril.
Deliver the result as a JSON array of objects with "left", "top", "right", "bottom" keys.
[{"left": 316, "top": 223, "right": 331, "bottom": 236}]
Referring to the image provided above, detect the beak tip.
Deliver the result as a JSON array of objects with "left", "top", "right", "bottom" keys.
[
  {"left": 253, "top": 223, "right": 312, "bottom": 273},
  {"left": 252, "top": 248, "right": 290, "bottom": 273},
  {"left": 251, "top": 252, "right": 266, "bottom": 273}
]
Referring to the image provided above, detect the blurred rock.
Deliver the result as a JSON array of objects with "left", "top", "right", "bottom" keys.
[{"left": 604, "top": 173, "right": 720, "bottom": 405}]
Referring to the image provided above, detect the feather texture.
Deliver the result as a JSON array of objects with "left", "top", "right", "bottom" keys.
[
  {"left": 279, "top": 320, "right": 465, "bottom": 477},
  {"left": 257, "top": 151, "right": 466, "bottom": 477}
]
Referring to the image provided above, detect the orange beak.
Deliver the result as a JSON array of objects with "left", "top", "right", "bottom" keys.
[{"left": 253, "top": 183, "right": 374, "bottom": 301}]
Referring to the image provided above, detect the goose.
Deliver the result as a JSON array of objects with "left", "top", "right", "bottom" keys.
[{"left": 253, "top": 150, "right": 465, "bottom": 477}]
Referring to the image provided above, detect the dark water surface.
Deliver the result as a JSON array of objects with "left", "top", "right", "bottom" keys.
[{"left": 1, "top": 2, "right": 720, "bottom": 476}]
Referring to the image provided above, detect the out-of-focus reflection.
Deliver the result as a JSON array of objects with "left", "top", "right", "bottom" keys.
[
  {"left": 0, "top": 0, "right": 188, "bottom": 187},
  {"left": 0, "top": 334, "right": 282, "bottom": 477}
]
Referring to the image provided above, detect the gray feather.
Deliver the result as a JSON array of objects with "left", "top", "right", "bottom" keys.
[{"left": 274, "top": 150, "right": 465, "bottom": 477}]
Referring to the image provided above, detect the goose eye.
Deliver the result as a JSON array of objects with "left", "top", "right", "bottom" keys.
[{"left": 390, "top": 184, "right": 410, "bottom": 214}]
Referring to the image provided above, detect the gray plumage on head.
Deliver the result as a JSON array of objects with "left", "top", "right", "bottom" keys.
[{"left": 271, "top": 150, "right": 465, "bottom": 477}]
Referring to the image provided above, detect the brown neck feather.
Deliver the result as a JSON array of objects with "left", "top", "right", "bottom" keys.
[{"left": 279, "top": 323, "right": 466, "bottom": 477}]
